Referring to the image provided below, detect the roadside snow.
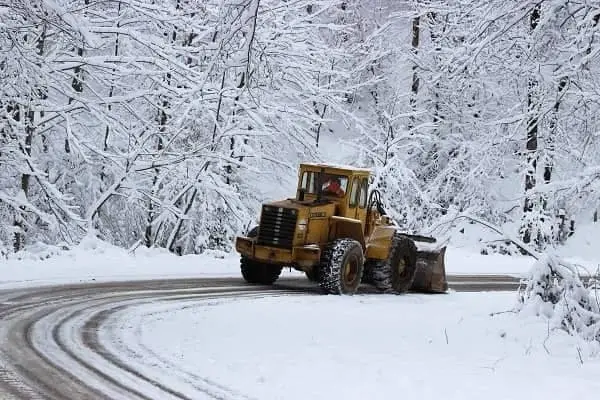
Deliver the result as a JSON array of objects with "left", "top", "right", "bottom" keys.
[
  {"left": 0, "top": 236, "right": 531, "bottom": 289},
  {"left": 1, "top": 224, "right": 598, "bottom": 289},
  {"left": 105, "top": 292, "right": 600, "bottom": 400},
  {"left": 0, "top": 237, "right": 238, "bottom": 289}
]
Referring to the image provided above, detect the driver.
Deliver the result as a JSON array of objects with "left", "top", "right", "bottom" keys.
[{"left": 323, "top": 177, "right": 345, "bottom": 197}]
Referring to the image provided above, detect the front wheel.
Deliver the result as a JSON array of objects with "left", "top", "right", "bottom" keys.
[
  {"left": 240, "top": 256, "right": 282, "bottom": 285},
  {"left": 319, "top": 239, "right": 364, "bottom": 295}
]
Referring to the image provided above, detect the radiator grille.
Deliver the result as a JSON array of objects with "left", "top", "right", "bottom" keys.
[{"left": 257, "top": 206, "right": 297, "bottom": 248}]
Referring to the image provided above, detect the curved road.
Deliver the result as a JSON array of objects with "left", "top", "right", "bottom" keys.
[{"left": 0, "top": 275, "right": 521, "bottom": 399}]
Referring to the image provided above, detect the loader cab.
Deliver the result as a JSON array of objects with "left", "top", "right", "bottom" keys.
[
  {"left": 296, "top": 163, "right": 371, "bottom": 222},
  {"left": 236, "top": 161, "right": 449, "bottom": 295}
]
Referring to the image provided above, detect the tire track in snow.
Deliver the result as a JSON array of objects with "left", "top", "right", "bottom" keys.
[
  {"left": 46, "top": 289, "right": 293, "bottom": 400},
  {"left": 0, "top": 275, "right": 519, "bottom": 398},
  {"left": 0, "top": 280, "right": 298, "bottom": 399},
  {"left": 90, "top": 293, "right": 295, "bottom": 400}
]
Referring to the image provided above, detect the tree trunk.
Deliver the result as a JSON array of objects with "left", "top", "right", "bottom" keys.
[
  {"left": 65, "top": 47, "right": 85, "bottom": 154},
  {"left": 144, "top": 138, "right": 163, "bottom": 247},
  {"left": 65, "top": 0, "right": 89, "bottom": 154},
  {"left": 144, "top": 109, "right": 166, "bottom": 247},
  {"left": 226, "top": 0, "right": 260, "bottom": 183},
  {"left": 14, "top": 25, "right": 47, "bottom": 251},
  {"left": 409, "top": 15, "right": 420, "bottom": 126},
  {"left": 146, "top": 0, "right": 178, "bottom": 246},
  {"left": 545, "top": 77, "right": 568, "bottom": 184},
  {"left": 101, "top": 1, "right": 122, "bottom": 183},
  {"left": 522, "top": 4, "right": 541, "bottom": 245},
  {"left": 428, "top": 12, "right": 443, "bottom": 126}
]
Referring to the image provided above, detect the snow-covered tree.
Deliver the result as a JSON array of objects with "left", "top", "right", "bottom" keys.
[{"left": 2, "top": 0, "right": 600, "bottom": 255}]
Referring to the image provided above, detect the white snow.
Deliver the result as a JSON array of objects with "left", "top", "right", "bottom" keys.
[
  {"left": 0, "top": 236, "right": 239, "bottom": 289},
  {"left": 0, "top": 239, "right": 524, "bottom": 290},
  {"left": 102, "top": 291, "right": 600, "bottom": 400},
  {"left": 0, "top": 224, "right": 598, "bottom": 399},
  {"left": 1, "top": 226, "right": 599, "bottom": 289}
]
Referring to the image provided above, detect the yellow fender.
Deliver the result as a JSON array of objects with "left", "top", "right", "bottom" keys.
[
  {"left": 328, "top": 216, "right": 365, "bottom": 248},
  {"left": 365, "top": 225, "right": 396, "bottom": 260}
]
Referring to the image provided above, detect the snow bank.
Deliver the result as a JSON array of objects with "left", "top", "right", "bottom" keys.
[
  {"left": 517, "top": 254, "right": 600, "bottom": 347},
  {"left": 1, "top": 226, "right": 598, "bottom": 289},
  {"left": 0, "top": 235, "right": 534, "bottom": 290},
  {"left": 0, "top": 235, "right": 240, "bottom": 289}
]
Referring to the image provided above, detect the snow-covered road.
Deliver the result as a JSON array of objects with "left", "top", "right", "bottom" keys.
[
  {"left": 0, "top": 278, "right": 299, "bottom": 399},
  {"left": 0, "top": 276, "right": 526, "bottom": 399}
]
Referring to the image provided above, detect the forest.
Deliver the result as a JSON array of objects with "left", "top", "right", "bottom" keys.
[{"left": 1, "top": 0, "right": 599, "bottom": 256}]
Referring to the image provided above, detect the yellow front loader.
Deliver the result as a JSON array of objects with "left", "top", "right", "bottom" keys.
[{"left": 235, "top": 163, "right": 448, "bottom": 295}]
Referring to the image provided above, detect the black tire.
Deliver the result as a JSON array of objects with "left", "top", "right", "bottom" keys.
[
  {"left": 362, "top": 260, "right": 377, "bottom": 285},
  {"left": 240, "top": 256, "right": 282, "bottom": 285},
  {"left": 319, "top": 239, "right": 364, "bottom": 295},
  {"left": 305, "top": 267, "right": 320, "bottom": 282},
  {"left": 240, "top": 226, "right": 281, "bottom": 285},
  {"left": 373, "top": 234, "right": 418, "bottom": 293}
]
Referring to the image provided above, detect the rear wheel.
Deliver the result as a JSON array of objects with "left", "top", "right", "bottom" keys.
[
  {"left": 362, "top": 260, "right": 377, "bottom": 285},
  {"left": 240, "top": 257, "right": 282, "bottom": 284},
  {"left": 373, "top": 234, "right": 417, "bottom": 293},
  {"left": 319, "top": 239, "right": 364, "bottom": 295}
]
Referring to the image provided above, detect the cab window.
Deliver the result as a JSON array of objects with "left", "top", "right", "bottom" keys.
[
  {"left": 321, "top": 174, "right": 349, "bottom": 197},
  {"left": 359, "top": 178, "right": 368, "bottom": 208},
  {"left": 300, "top": 171, "right": 317, "bottom": 194},
  {"left": 300, "top": 172, "right": 349, "bottom": 198},
  {"left": 349, "top": 178, "right": 360, "bottom": 207}
]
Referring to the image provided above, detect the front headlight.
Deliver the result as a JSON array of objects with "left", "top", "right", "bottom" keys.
[{"left": 297, "top": 219, "right": 307, "bottom": 232}]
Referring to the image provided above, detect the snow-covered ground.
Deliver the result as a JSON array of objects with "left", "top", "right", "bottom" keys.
[
  {"left": 0, "top": 236, "right": 531, "bottom": 290},
  {"left": 1, "top": 225, "right": 599, "bottom": 289},
  {"left": 1, "top": 224, "right": 599, "bottom": 398},
  {"left": 102, "top": 291, "right": 600, "bottom": 400}
]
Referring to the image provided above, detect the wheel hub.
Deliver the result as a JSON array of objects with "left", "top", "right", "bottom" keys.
[
  {"left": 397, "top": 258, "right": 406, "bottom": 277},
  {"left": 343, "top": 256, "right": 359, "bottom": 286}
]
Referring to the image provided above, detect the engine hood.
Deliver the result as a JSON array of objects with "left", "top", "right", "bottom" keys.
[{"left": 263, "top": 198, "right": 337, "bottom": 217}]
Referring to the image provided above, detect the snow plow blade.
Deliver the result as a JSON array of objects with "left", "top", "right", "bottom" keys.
[{"left": 406, "top": 235, "right": 448, "bottom": 293}]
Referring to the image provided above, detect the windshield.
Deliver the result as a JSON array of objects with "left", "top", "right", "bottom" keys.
[{"left": 300, "top": 172, "right": 348, "bottom": 198}]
